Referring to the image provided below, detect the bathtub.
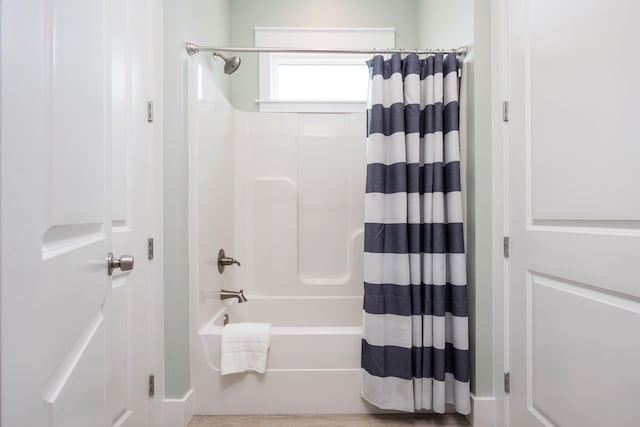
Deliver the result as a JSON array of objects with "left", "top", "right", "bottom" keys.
[
  {"left": 192, "top": 296, "right": 378, "bottom": 414},
  {"left": 199, "top": 296, "right": 362, "bottom": 371}
]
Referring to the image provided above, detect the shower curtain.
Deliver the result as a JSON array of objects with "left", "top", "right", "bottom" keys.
[{"left": 361, "top": 52, "right": 470, "bottom": 414}]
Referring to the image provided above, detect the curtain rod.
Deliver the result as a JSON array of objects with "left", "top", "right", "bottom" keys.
[{"left": 185, "top": 42, "right": 467, "bottom": 57}]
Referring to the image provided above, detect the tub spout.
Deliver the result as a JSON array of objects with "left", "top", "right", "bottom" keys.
[{"left": 220, "top": 289, "right": 247, "bottom": 303}]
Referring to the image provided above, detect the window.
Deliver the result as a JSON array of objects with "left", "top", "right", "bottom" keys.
[{"left": 256, "top": 28, "right": 395, "bottom": 113}]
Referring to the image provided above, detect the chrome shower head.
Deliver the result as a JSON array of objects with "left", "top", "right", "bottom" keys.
[{"left": 212, "top": 52, "right": 241, "bottom": 74}]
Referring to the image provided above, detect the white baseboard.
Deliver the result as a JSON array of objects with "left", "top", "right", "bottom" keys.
[
  {"left": 162, "top": 388, "right": 195, "bottom": 427},
  {"left": 466, "top": 394, "right": 496, "bottom": 427}
]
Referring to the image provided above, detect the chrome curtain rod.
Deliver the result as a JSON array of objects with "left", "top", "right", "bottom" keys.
[{"left": 185, "top": 42, "right": 467, "bottom": 57}]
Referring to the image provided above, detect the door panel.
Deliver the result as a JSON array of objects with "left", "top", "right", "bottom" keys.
[
  {"left": 51, "top": 0, "right": 108, "bottom": 224},
  {"left": 1, "top": 0, "right": 152, "bottom": 425},
  {"left": 111, "top": 277, "right": 132, "bottom": 425},
  {"left": 508, "top": 0, "right": 640, "bottom": 426},
  {"left": 527, "top": 0, "right": 640, "bottom": 221},
  {"left": 1, "top": 0, "right": 111, "bottom": 425},
  {"left": 44, "top": 313, "right": 107, "bottom": 427},
  {"left": 528, "top": 273, "right": 639, "bottom": 427}
]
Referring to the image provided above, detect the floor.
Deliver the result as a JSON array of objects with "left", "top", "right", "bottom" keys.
[{"left": 187, "top": 414, "right": 471, "bottom": 426}]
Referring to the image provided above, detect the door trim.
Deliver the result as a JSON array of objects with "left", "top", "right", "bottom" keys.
[
  {"left": 148, "top": 1, "right": 165, "bottom": 425},
  {"left": 491, "top": 0, "right": 509, "bottom": 426}
]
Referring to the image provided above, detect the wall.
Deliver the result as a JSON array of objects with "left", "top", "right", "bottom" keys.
[
  {"left": 233, "top": 112, "right": 366, "bottom": 296},
  {"left": 163, "top": 0, "right": 231, "bottom": 399},
  {"left": 467, "top": 0, "right": 494, "bottom": 398},
  {"left": 192, "top": 109, "right": 366, "bottom": 312},
  {"left": 229, "top": 0, "right": 421, "bottom": 111},
  {"left": 418, "top": 0, "right": 474, "bottom": 47}
]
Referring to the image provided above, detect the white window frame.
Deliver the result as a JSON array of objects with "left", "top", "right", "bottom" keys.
[{"left": 255, "top": 27, "right": 395, "bottom": 113}]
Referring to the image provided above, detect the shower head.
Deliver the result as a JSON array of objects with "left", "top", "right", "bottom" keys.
[{"left": 212, "top": 52, "right": 241, "bottom": 74}]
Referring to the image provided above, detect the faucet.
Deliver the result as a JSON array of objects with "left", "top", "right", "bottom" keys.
[{"left": 220, "top": 289, "right": 247, "bottom": 303}]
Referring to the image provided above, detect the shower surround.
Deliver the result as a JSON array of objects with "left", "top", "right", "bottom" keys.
[{"left": 188, "top": 63, "right": 370, "bottom": 413}]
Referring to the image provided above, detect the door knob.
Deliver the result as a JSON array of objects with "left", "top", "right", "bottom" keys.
[{"left": 107, "top": 253, "right": 135, "bottom": 276}]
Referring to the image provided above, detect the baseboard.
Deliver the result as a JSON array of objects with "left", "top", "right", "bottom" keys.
[
  {"left": 180, "top": 386, "right": 491, "bottom": 425},
  {"left": 466, "top": 394, "right": 496, "bottom": 427},
  {"left": 162, "top": 388, "right": 195, "bottom": 427}
]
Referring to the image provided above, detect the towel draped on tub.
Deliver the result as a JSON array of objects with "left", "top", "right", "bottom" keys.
[{"left": 220, "top": 322, "right": 271, "bottom": 375}]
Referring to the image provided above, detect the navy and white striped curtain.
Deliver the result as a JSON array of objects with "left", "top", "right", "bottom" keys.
[{"left": 361, "top": 53, "right": 470, "bottom": 414}]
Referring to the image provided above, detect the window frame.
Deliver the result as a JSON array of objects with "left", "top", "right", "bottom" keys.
[{"left": 255, "top": 27, "right": 395, "bottom": 113}]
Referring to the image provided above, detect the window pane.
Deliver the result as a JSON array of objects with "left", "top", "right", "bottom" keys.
[{"left": 275, "top": 64, "right": 369, "bottom": 101}]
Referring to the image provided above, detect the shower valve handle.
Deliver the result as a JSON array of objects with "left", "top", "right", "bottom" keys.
[
  {"left": 217, "top": 249, "right": 241, "bottom": 273},
  {"left": 220, "top": 257, "right": 240, "bottom": 266}
]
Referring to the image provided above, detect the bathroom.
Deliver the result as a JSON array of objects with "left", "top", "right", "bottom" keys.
[
  {"left": 173, "top": 0, "right": 483, "bottom": 423},
  {"left": 1, "top": 0, "right": 638, "bottom": 427}
]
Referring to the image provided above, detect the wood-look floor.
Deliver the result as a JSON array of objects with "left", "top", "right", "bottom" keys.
[{"left": 188, "top": 413, "right": 471, "bottom": 426}]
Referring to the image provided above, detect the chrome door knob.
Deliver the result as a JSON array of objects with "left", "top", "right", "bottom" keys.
[{"left": 107, "top": 253, "right": 135, "bottom": 276}]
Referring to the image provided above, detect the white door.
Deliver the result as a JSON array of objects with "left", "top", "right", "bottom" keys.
[
  {"left": 0, "top": 1, "right": 153, "bottom": 426},
  {"left": 508, "top": 0, "right": 640, "bottom": 426}
]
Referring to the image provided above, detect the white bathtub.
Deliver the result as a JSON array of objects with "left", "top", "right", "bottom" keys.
[
  {"left": 193, "top": 296, "right": 379, "bottom": 414},
  {"left": 199, "top": 296, "right": 363, "bottom": 371}
]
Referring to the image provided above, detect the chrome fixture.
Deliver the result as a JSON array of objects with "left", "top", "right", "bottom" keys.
[
  {"left": 185, "top": 42, "right": 468, "bottom": 57},
  {"left": 220, "top": 289, "right": 247, "bottom": 303},
  {"left": 217, "top": 249, "right": 241, "bottom": 273},
  {"left": 186, "top": 42, "right": 200, "bottom": 56},
  {"left": 212, "top": 52, "right": 241, "bottom": 74},
  {"left": 107, "top": 253, "right": 134, "bottom": 276}
]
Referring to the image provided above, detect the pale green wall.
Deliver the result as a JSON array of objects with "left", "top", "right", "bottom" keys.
[
  {"left": 466, "top": 0, "right": 494, "bottom": 397},
  {"left": 418, "top": 0, "right": 474, "bottom": 47},
  {"left": 163, "top": 0, "right": 231, "bottom": 398},
  {"left": 229, "top": 0, "right": 421, "bottom": 111}
]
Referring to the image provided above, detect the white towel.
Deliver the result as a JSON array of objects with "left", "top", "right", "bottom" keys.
[{"left": 220, "top": 322, "right": 271, "bottom": 375}]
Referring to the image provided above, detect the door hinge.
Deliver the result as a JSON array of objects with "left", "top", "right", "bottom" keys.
[
  {"left": 503, "top": 236, "right": 510, "bottom": 258},
  {"left": 504, "top": 372, "right": 511, "bottom": 393},
  {"left": 147, "top": 101, "right": 154, "bottom": 123},
  {"left": 502, "top": 100, "right": 509, "bottom": 122},
  {"left": 148, "top": 375, "right": 155, "bottom": 397},
  {"left": 148, "top": 238, "right": 154, "bottom": 260}
]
